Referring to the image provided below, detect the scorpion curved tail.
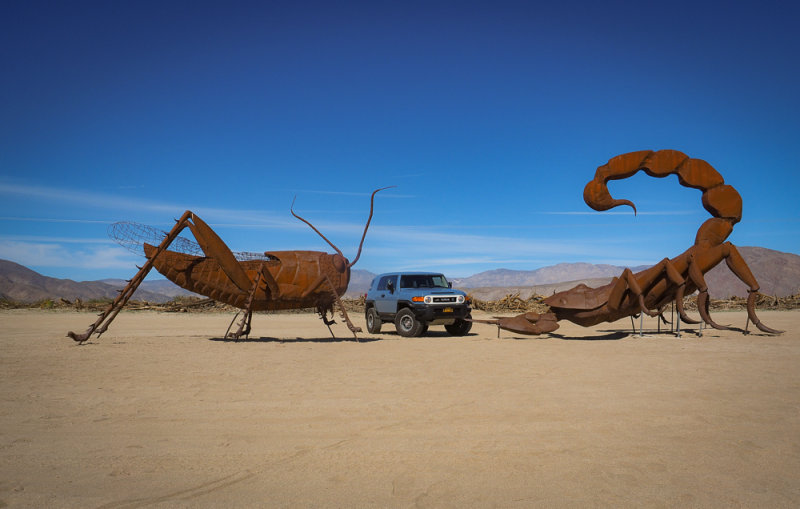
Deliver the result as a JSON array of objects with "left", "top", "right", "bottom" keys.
[
  {"left": 583, "top": 150, "right": 743, "bottom": 246},
  {"left": 584, "top": 150, "right": 782, "bottom": 335}
]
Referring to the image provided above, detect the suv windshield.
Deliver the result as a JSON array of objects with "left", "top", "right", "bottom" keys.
[{"left": 399, "top": 274, "right": 449, "bottom": 289}]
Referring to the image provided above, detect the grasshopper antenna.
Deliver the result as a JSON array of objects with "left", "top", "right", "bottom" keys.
[
  {"left": 291, "top": 197, "right": 344, "bottom": 258},
  {"left": 348, "top": 186, "right": 394, "bottom": 268}
]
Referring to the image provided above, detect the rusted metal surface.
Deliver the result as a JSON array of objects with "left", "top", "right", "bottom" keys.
[
  {"left": 484, "top": 150, "right": 782, "bottom": 336},
  {"left": 67, "top": 187, "right": 390, "bottom": 343}
]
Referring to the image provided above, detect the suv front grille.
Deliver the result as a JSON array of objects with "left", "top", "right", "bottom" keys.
[{"left": 433, "top": 297, "right": 457, "bottom": 303}]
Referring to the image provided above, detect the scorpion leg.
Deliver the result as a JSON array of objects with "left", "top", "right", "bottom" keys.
[
  {"left": 657, "top": 308, "right": 671, "bottom": 325},
  {"left": 660, "top": 258, "right": 701, "bottom": 324},
  {"left": 686, "top": 254, "right": 732, "bottom": 331},
  {"left": 644, "top": 258, "right": 700, "bottom": 325},
  {"left": 608, "top": 268, "right": 659, "bottom": 317},
  {"left": 723, "top": 244, "right": 783, "bottom": 334},
  {"left": 608, "top": 258, "right": 705, "bottom": 325},
  {"left": 746, "top": 291, "right": 782, "bottom": 334},
  {"left": 674, "top": 281, "right": 701, "bottom": 324}
]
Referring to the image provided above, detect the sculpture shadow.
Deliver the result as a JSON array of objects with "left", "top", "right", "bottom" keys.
[
  {"left": 551, "top": 330, "right": 630, "bottom": 341},
  {"left": 499, "top": 330, "right": 627, "bottom": 341},
  {"left": 208, "top": 335, "right": 384, "bottom": 344},
  {"left": 495, "top": 331, "right": 627, "bottom": 341},
  {"left": 373, "top": 330, "right": 479, "bottom": 339}
]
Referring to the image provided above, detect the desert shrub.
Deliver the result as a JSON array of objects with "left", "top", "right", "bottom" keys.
[{"left": 37, "top": 299, "right": 54, "bottom": 309}]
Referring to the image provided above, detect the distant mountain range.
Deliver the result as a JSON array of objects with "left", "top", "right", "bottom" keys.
[
  {"left": 703, "top": 246, "right": 800, "bottom": 298},
  {"left": 0, "top": 259, "right": 378, "bottom": 303},
  {"left": 1, "top": 246, "right": 798, "bottom": 303},
  {"left": 449, "top": 263, "right": 651, "bottom": 288},
  {"left": 456, "top": 246, "right": 800, "bottom": 300},
  {"left": 0, "top": 260, "right": 200, "bottom": 303}
]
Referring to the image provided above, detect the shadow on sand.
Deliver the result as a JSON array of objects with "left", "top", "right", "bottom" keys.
[
  {"left": 497, "top": 330, "right": 629, "bottom": 341},
  {"left": 374, "top": 330, "right": 478, "bottom": 339},
  {"left": 208, "top": 335, "right": 384, "bottom": 344},
  {"left": 208, "top": 329, "right": 480, "bottom": 343},
  {"left": 549, "top": 331, "right": 630, "bottom": 341}
]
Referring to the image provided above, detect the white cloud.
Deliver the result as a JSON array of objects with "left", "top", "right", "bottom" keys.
[
  {"left": 369, "top": 226, "right": 597, "bottom": 257},
  {"left": 0, "top": 181, "right": 676, "bottom": 278},
  {"left": 0, "top": 234, "right": 113, "bottom": 244},
  {"left": 0, "top": 241, "right": 138, "bottom": 269},
  {"left": 0, "top": 181, "right": 294, "bottom": 227},
  {"left": 0, "top": 217, "right": 110, "bottom": 224},
  {"left": 285, "top": 188, "right": 413, "bottom": 199},
  {"left": 357, "top": 225, "right": 662, "bottom": 272}
]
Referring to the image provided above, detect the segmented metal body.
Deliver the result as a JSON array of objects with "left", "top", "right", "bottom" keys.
[
  {"left": 584, "top": 149, "right": 742, "bottom": 247},
  {"left": 144, "top": 245, "right": 349, "bottom": 311},
  {"left": 544, "top": 243, "right": 734, "bottom": 327},
  {"left": 487, "top": 150, "right": 781, "bottom": 336},
  {"left": 68, "top": 187, "right": 391, "bottom": 342}
]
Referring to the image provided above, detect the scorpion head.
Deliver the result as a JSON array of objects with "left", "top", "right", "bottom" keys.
[{"left": 291, "top": 186, "right": 393, "bottom": 273}]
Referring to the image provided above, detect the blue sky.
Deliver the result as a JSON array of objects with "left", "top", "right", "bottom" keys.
[{"left": 1, "top": 0, "right": 798, "bottom": 282}]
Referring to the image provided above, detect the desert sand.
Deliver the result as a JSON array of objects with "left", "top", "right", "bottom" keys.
[{"left": 1, "top": 308, "right": 799, "bottom": 508}]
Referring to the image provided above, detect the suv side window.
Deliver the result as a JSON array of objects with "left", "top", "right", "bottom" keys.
[{"left": 377, "top": 275, "right": 396, "bottom": 291}]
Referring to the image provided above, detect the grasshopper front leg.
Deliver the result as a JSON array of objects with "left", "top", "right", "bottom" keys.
[{"left": 303, "top": 274, "right": 361, "bottom": 340}]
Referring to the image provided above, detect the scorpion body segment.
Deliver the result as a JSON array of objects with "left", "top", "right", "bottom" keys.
[{"left": 487, "top": 150, "right": 782, "bottom": 337}]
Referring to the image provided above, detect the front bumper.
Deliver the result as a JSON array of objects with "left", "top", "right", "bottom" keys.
[{"left": 412, "top": 304, "right": 471, "bottom": 324}]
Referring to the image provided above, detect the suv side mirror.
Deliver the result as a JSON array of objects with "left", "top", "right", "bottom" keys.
[{"left": 448, "top": 282, "right": 453, "bottom": 288}]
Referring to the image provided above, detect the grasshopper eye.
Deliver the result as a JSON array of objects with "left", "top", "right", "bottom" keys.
[{"left": 332, "top": 254, "right": 346, "bottom": 272}]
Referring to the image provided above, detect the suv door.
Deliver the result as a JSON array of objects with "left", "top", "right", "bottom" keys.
[{"left": 374, "top": 274, "right": 398, "bottom": 314}]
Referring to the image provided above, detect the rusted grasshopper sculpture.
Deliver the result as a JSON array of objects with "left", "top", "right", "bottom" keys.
[
  {"left": 68, "top": 187, "right": 390, "bottom": 343},
  {"left": 485, "top": 150, "right": 782, "bottom": 336}
]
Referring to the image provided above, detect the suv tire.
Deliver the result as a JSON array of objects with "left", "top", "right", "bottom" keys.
[
  {"left": 445, "top": 315, "right": 472, "bottom": 336},
  {"left": 395, "top": 308, "right": 424, "bottom": 337},
  {"left": 365, "top": 307, "right": 381, "bottom": 334}
]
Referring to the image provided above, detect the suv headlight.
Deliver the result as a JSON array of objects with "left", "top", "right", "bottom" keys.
[
  {"left": 424, "top": 296, "right": 432, "bottom": 304},
  {"left": 456, "top": 295, "right": 464, "bottom": 303}
]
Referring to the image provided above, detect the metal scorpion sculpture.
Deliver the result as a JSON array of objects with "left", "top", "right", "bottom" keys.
[
  {"left": 68, "top": 187, "right": 390, "bottom": 343},
  {"left": 484, "top": 150, "right": 783, "bottom": 336}
]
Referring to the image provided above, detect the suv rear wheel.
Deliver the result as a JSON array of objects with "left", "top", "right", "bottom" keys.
[
  {"left": 365, "top": 307, "right": 381, "bottom": 334},
  {"left": 395, "top": 308, "right": 424, "bottom": 337},
  {"left": 445, "top": 315, "right": 472, "bottom": 336}
]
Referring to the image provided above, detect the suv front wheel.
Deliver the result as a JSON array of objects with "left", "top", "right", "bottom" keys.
[{"left": 395, "top": 308, "right": 424, "bottom": 337}]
